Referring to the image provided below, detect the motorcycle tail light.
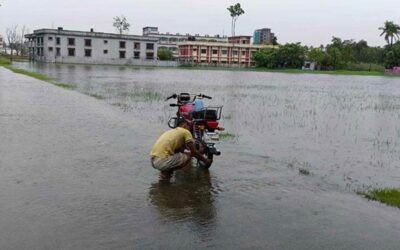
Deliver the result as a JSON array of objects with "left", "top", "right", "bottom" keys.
[
  {"left": 197, "top": 125, "right": 205, "bottom": 130},
  {"left": 217, "top": 126, "right": 225, "bottom": 131}
]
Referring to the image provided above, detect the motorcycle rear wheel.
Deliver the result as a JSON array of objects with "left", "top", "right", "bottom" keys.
[
  {"left": 195, "top": 139, "right": 214, "bottom": 169},
  {"left": 197, "top": 151, "right": 213, "bottom": 169}
]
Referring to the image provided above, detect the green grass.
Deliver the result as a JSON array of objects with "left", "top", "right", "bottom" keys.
[
  {"left": 121, "top": 90, "right": 163, "bottom": 101},
  {"left": 219, "top": 132, "right": 235, "bottom": 140},
  {"left": 3, "top": 65, "right": 51, "bottom": 81},
  {"left": 53, "top": 83, "right": 77, "bottom": 90},
  {"left": 359, "top": 188, "right": 400, "bottom": 208},
  {"left": 299, "top": 168, "right": 310, "bottom": 176},
  {"left": 179, "top": 64, "right": 388, "bottom": 76},
  {"left": 87, "top": 93, "right": 105, "bottom": 100},
  {"left": 1, "top": 61, "right": 80, "bottom": 90},
  {"left": 0, "top": 56, "right": 11, "bottom": 65}
]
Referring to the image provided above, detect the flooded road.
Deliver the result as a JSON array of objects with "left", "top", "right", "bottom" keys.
[{"left": 2, "top": 64, "right": 400, "bottom": 249}]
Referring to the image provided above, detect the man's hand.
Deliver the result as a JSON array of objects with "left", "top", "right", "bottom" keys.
[{"left": 204, "top": 159, "right": 213, "bottom": 168}]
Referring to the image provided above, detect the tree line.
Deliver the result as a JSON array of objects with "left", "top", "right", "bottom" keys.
[{"left": 253, "top": 21, "right": 400, "bottom": 71}]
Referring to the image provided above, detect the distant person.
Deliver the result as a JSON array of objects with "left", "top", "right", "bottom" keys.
[{"left": 150, "top": 116, "right": 212, "bottom": 180}]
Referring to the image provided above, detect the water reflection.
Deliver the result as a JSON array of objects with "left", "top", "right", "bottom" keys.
[{"left": 148, "top": 169, "right": 217, "bottom": 229}]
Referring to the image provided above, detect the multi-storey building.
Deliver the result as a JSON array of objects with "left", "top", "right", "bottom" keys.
[
  {"left": 179, "top": 36, "right": 274, "bottom": 67},
  {"left": 253, "top": 28, "right": 275, "bottom": 45},
  {"left": 25, "top": 28, "right": 159, "bottom": 66},
  {"left": 142, "top": 26, "right": 228, "bottom": 58}
]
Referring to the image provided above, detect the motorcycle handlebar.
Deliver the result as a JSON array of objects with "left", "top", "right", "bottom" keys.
[
  {"left": 200, "top": 94, "right": 212, "bottom": 99},
  {"left": 165, "top": 94, "right": 177, "bottom": 101},
  {"left": 166, "top": 93, "right": 212, "bottom": 102}
]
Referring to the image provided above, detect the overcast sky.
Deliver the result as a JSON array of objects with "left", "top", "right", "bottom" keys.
[{"left": 1, "top": 0, "right": 399, "bottom": 46}]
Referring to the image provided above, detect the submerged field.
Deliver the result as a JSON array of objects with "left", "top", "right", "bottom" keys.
[
  {"left": 3, "top": 62, "right": 400, "bottom": 249},
  {"left": 13, "top": 61, "right": 400, "bottom": 190}
]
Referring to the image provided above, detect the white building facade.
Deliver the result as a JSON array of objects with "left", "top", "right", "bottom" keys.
[{"left": 25, "top": 28, "right": 162, "bottom": 66}]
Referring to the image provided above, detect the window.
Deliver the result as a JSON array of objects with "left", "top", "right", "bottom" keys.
[
  {"left": 146, "top": 43, "right": 154, "bottom": 50},
  {"left": 134, "top": 51, "right": 140, "bottom": 59},
  {"left": 201, "top": 49, "right": 207, "bottom": 54},
  {"left": 119, "top": 51, "right": 126, "bottom": 58},
  {"left": 56, "top": 48, "right": 61, "bottom": 56},
  {"left": 233, "top": 50, "right": 238, "bottom": 55},
  {"left": 56, "top": 37, "right": 60, "bottom": 45},
  {"left": 36, "top": 37, "right": 44, "bottom": 45},
  {"left": 104, "top": 40, "right": 108, "bottom": 44},
  {"left": 212, "top": 49, "right": 218, "bottom": 55},
  {"left": 103, "top": 50, "right": 108, "bottom": 54},
  {"left": 146, "top": 52, "right": 154, "bottom": 59},
  {"left": 242, "top": 51, "right": 246, "bottom": 56},
  {"left": 222, "top": 50, "right": 227, "bottom": 55},
  {"left": 84, "top": 49, "right": 91, "bottom": 57},
  {"left": 68, "top": 38, "right": 75, "bottom": 46},
  {"left": 48, "top": 37, "right": 53, "bottom": 41},
  {"left": 84, "top": 39, "right": 91, "bottom": 47},
  {"left": 134, "top": 42, "right": 140, "bottom": 50},
  {"left": 68, "top": 48, "right": 75, "bottom": 56},
  {"left": 119, "top": 41, "right": 126, "bottom": 48},
  {"left": 48, "top": 47, "right": 53, "bottom": 52}
]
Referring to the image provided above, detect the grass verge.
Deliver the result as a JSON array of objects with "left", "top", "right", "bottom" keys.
[
  {"left": 1, "top": 59, "right": 79, "bottom": 90},
  {"left": 179, "top": 64, "right": 388, "bottom": 77},
  {"left": 358, "top": 188, "right": 400, "bottom": 208},
  {"left": 219, "top": 132, "right": 236, "bottom": 140},
  {"left": 53, "top": 83, "right": 77, "bottom": 90},
  {"left": 87, "top": 93, "right": 105, "bottom": 100}
]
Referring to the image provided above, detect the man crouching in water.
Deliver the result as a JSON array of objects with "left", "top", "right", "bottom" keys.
[{"left": 150, "top": 116, "right": 212, "bottom": 180}]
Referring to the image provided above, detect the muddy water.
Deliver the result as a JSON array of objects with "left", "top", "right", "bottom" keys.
[{"left": 7, "top": 62, "right": 400, "bottom": 249}]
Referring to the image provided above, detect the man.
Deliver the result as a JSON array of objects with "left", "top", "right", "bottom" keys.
[{"left": 150, "top": 116, "right": 212, "bottom": 179}]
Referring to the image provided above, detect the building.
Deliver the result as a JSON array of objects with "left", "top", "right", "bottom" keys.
[
  {"left": 25, "top": 28, "right": 160, "bottom": 66},
  {"left": 179, "top": 36, "right": 274, "bottom": 67},
  {"left": 253, "top": 28, "right": 275, "bottom": 45},
  {"left": 142, "top": 26, "right": 228, "bottom": 58},
  {"left": 0, "top": 35, "right": 3, "bottom": 49}
]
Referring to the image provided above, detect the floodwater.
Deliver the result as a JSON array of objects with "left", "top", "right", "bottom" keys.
[{"left": 4, "top": 62, "right": 400, "bottom": 249}]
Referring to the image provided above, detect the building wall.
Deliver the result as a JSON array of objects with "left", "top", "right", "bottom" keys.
[
  {"left": 253, "top": 28, "right": 274, "bottom": 45},
  {"left": 143, "top": 26, "right": 228, "bottom": 58},
  {"left": 26, "top": 29, "right": 160, "bottom": 66},
  {"left": 179, "top": 41, "right": 274, "bottom": 67}
]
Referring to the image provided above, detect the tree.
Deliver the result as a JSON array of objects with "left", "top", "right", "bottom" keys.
[
  {"left": 113, "top": 15, "right": 130, "bottom": 34},
  {"left": 253, "top": 47, "right": 279, "bottom": 68},
  {"left": 379, "top": 21, "right": 400, "bottom": 47},
  {"left": 308, "top": 48, "right": 329, "bottom": 68},
  {"left": 16, "top": 25, "right": 28, "bottom": 56},
  {"left": 157, "top": 48, "right": 173, "bottom": 61},
  {"left": 277, "top": 43, "right": 306, "bottom": 68},
  {"left": 383, "top": 41, "right": 400, "bottom": 68},
  {"left": 272, "top": 36, "right": 278, "bottom": 46},
  {"left": 6, "top": 25, "right": 18, "bottom": 59},
  {"left": 227, "top": 3, "right": 245, "bottom": 37}
]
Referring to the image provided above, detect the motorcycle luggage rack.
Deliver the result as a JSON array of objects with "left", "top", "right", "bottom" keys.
[{"left": 192, "top": 106, "right": 223, "bottom": 121}]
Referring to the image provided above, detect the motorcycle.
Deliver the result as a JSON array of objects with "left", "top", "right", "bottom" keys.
[{"left": 165, "top": 93, "right": 224, "bottom": 169}]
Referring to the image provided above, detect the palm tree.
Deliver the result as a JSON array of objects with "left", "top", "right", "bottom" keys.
[
  {"left": 227, "top": 3, "right": 245, "bottom": 37},
  {"left": 379, "top": 21, "right": 400, "bottom": 47}
]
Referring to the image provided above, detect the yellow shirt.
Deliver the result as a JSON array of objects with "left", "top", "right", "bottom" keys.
[{"left": 150, "top": 127, "right": 193, "bottom": 159}]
